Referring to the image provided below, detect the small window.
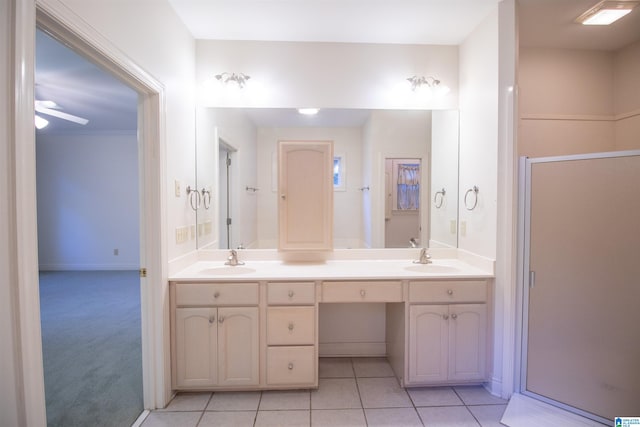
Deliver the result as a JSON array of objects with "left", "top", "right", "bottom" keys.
[{"left": 333, "top": 154, "right": 346, "bottom": 191}]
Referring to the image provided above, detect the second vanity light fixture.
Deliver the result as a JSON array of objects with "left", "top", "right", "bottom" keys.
[
  {"left": 406, "top": 75, "right": 449, "bottom": 95},
  {"left": 215, "top": 72, "right": 251, "bottom": 88}
]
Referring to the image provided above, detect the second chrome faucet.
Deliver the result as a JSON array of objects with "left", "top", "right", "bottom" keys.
[
  {"left": 224, "top": 249, "right": 245, "bottom": 266},
  {"left": 413, "top": 248, "right": 432, "bottom": 264}
]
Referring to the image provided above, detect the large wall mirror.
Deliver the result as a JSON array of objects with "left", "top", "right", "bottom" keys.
[{"left": 195, "top": 108, "right": 459, "bottom": 250}]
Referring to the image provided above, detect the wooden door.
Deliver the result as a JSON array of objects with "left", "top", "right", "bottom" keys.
[
  {"left": 175, "top": 307, "right": 217, "bottom": 387},
  {"left": 408, "top": 305, "right": 448, "bottom": 383},
  {"left": 448, "top": 304, "right": 486, "bottom": 381},
  {"left": 217, "top": 307, "right": 259, "bottom": 386}
]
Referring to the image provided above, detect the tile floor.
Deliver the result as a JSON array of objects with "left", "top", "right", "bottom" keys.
[{"left": 142, "top": 357, "right": 508, "bottom": 426}]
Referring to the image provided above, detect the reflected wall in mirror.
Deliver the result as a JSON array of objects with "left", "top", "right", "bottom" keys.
[{"left": 195, "top": 108, "right": 459, "bottom": 249}]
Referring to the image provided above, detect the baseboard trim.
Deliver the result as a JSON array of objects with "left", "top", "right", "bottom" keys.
[
  {"left": 319, "top": 342, "right": 387, "bottom": 357},
  {"left": 131, "top": 410, "right": 149, "bottom": 427}
]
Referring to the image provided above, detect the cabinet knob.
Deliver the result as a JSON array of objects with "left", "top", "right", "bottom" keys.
[
  {"left": 213, "top": 291, "right": 220, "bottom": 299},
  {"left": 288, "top": 322, "right": 295, "bottom": 331},
  {"left": 288, "top": 290, "right": 295, "bottom": 298},
  {"left": 447, "top": 289, "right": 453, "bottom": 295},
  {"left": 443, "top": 314, "right": 449, "bottom": 320},
  {"left": 281, "top": 194, "right": 286, "bottom": 200},
  {"left": 218, "top": 315, "right": 225, "bottom": 324},
  {"left": 209, "top": 316, "right": 215, "bottom": 324},
  {"left": 360, "top": 289, "right": 366, "bottom": 297},
  {"left": 288, "top": 363, "right": 294, "bottom": 370},
  {"left": 451, "top": 313, "right": 457, "bottom": 320}
]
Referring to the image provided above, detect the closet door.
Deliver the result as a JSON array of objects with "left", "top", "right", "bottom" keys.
[
  {"left": 524, "top": 153, "right": 640, "bottom": 422},
  {"left": 278, "top": 140, "right": 333, "bottom": 251}
]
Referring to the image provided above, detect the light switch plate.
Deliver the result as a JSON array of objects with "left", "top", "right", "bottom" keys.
[
  {"left": 460, "top": 221, "right": 467, "bottom": 236},
  {"left": 174, "top": 180, "right": 181, "bottom": 197}
]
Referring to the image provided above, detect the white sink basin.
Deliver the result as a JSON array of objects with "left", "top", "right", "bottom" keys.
[
  {"left": 404, "top": 264, "right": 461, "bottom": 274},
  {"left": 198, "top": 266, "right": 256, "bottom": 275}
]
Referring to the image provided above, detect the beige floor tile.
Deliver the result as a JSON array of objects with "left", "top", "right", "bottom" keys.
[
  {"left": 467, "top": 404, "right": 508, "bottom": 427},
  {"left": 453, "top": 386, "right": 508, "bottom": 406},
  {"left": 156, "top": 392, "right": 211, "bottom": 412},
  {"left": 365, "top": 407, "right": 423, "bottom": 426},
  {"left": 311, "top": 378, "right": 362, "bottom": 409},
  {"left": 311, "top": 409, "right": 367, "bottom": 427},
  {"left": 141, "top": 411, "right": 201, "bottom": 427},
  {"left": 352, "top": 357, "right": 395, "bottom": 378},
  {"left": 255, "top": 410, "right": 310, "bottom": 427},
  {"left": 417, "top": 406, "right": 480, "bottom": 427},
  {"left": 198, "top": 411, "right": 256, "bottom": 427},
  {"left": 357, "top": 377, "right": 412, "bottom": 409},
  {"left": 318, "top": 357, "right": 354, "bottom": 378},
  {"left": 259, "top": 390, "right": 311, "bottom": 410},
  {"left": 206, "top": 391, "right": 261, "bottom": 411},
  {"left": 408, "top": 387, "right": 463, "bottom": 407}
]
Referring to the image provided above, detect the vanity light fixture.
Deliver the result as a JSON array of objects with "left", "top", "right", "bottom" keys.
[
  {"left": 575, "top": 0, "right": 638, "bottom": 25},
  {"left": 406, "top": 75, "right": 450, "bottom": 95},
  {"left": 215, "top": 72, "right": 251, "bottom": 88},
  {"left": 297, "top": 108, "right": 319, "bottom": 115}
]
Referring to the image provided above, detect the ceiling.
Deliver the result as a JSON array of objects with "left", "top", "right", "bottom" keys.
[{"left": 34, "top": 0, "right": 640, "bottom": 133}]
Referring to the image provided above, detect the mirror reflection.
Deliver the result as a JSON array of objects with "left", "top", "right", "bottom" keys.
[{"left": 195, "top": 108, "right": 459, "bottom": 250}]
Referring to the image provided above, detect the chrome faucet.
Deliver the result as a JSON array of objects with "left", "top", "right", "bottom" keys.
[
  {"left": 224, "top": 249, "right": 245, "bottom": 266},
  {"left": 413, "top": 248, "right": 432, "bottom": 264},
  {"left": 409, "top": 237, "right": 418, "bottom": 248}
]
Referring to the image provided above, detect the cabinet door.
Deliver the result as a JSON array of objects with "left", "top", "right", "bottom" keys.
[
  {"left": 175, "top": 307, "right": 217, "bottom": 387},
  {"left": 278, "top": 141, "right": 333, "bottom": 251},
  {"left": 409, "top": 305, "right": 448, "bottom": 383},
  {"left": 217, "top": 307, "right": 259, "bottom": 386},
  {"left": 448, "top": 304, "right": 486, "bottom": 381}
]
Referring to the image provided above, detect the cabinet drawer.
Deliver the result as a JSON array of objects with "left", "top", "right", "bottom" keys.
[
  {"left": 267, "top": 307, "right": 315, "bottom": 345},
  {"left": 267, "top": 346, "right": 316, "bottom": 385},
  {"left": 409, "top": 281, "right": 487, "bottom": 303},
  {"left": 175, "top": 282, "right": 259, "bottom": 306},
  {"left": 268, "top": 282, "right": 315, "bottom": 305},
  {"left": 322, "top": 281, "right": 402, "bottom": 302}
]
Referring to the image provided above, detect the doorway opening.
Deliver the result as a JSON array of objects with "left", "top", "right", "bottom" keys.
[
  {"left": 384, "top": 158, "right": 422, "bottom": 248},
  {"left": 35, "top": 27, "right": 143, "bottom": 426},
  {"left": 219, "top": 139, "right": 237, "bottom": 249}
]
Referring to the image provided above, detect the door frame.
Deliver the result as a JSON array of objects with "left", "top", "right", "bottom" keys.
[{"left": 14, "top": 0, "right": 169, "bottom": 422}]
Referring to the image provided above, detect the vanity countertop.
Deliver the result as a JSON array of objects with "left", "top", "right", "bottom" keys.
[{"left": 169, "top": 258, "right": 493, "bottom": 282}]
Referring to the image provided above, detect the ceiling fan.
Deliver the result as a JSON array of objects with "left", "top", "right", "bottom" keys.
[{"left": 35, "top": 100, "right": 89, "bottom": 129}]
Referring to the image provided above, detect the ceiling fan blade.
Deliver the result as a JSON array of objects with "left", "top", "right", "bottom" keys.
[{"left": 35, "top": 105, "right": 89, "bottom": 125}]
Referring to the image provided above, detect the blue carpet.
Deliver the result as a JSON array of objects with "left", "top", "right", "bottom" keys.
[{"left": 39, "top": 271, "right": 143, "bottom": 427}]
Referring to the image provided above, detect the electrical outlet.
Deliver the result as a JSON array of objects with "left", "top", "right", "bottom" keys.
[
  {"left": 460, "top": 221, "right": 467, "bottom": 237},
  {"left": 450, "top": 220, "right": 457, "bottom": 234},
  {"left": 174, "top": 180, "right": 181, "bottom": 197},
  {"left": 175, "top": 226, "right": 189, "bottom": 244}
]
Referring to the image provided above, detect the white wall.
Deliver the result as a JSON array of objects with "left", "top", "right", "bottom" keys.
[
  {"left": 256, "top": 126, "right": 364, "bottom": 248},
  {"left": 196, "top": 40, "right": 459, "bottom": 110},
  {"left": 36, "top": 132, "right": 139, "bottom": 270},
  {"left": 613, "top": 40, "right": 640, "bottom": 151},
  {"left": 58, "top": 0, "right": 197, "bottom": 262},
  {"left": 458, "top": 9, "right": 498, "bottom": 260},
  {"left": 1, "top": 0, "right": 24, "bottom": 423}
]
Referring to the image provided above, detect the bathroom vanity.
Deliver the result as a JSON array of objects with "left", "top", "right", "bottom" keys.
[{"left": 169, "top": 252, "right": 494, "bottom": 392}]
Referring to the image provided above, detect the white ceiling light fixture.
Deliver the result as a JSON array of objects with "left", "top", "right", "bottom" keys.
[
  {"left": 34, "top": 100, "right": 89, "bottom": 127},
  {"left": 215, "top": 72, "right": 251, "bottom": 88},
  {"left": 297, "top": 108, "right": 319, "bottom": 115},
  {"left": 575, "top": 0, "right": 638, "bottom": 25}
]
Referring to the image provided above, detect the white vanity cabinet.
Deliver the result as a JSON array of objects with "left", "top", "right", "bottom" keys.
[
  {"left": 278, "top": 140, "right": 333, "bottom": 251},
  {"left": 266, "top": 282, "right": 317, "bottom": 387},
  {"left": 407, "top": 280, "right": 488, "bottom": 385},
  {"left": 171, "top": 282, "right": 259, "bottom": 389}
]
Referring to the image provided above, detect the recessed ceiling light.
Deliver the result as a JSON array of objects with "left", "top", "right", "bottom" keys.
[
  {"left": 298, "top": 108, "right": 319, "bottom": 115},
  {"left": 575, "top": 0, "right": 638, "bottom": 25}
]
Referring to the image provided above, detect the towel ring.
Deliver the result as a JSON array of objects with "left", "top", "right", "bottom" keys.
[
  {"left": 186, "top": 186, "right": 201, "bottom": 211},
  {"left": 464, "top": 186, "right": 479, "bottom": 211},
  {"left": 201, "top": 188, "right": 211, "bottom": 210},
  {"left": 433, "top": 188, "right": 446, "bottom": 209}
]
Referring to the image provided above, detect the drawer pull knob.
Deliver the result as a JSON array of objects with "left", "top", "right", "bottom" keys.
[
  {"left": 288, "top": 363, "right": 294, "bottom": 370},
  {"left": 451, "top": 313, "right": 457, "bottom": 320},
  {"left": 288, "top": 322, "right": 295, "bottom": 331},
  {"left": 209, "top": 316, "right": 215, "bottom": 324},
  {"left": 360, "top": 290, "right": 366, "bottom": 297},
  {"left": 447, "top": 289, "right": 453, "bottom": 295},
  {"left": 443, "top": 314, "right": 449, "bottom": 320},
  {"left": 218, "top": 315, "right": 225, "bottom": 324},
  {"left": 213, "top": 291, "right": 220, "bottom": 298},
  {"left": 288, "top": 290, "right": 295, "bottom": 298}
]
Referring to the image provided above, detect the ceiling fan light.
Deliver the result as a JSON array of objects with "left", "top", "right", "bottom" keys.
[
  {"left": 575, "top": 1, "right": 638, "bottom": 25},
  {"left": 35, "top": 115, "right": 49, "bottom": 129}
]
